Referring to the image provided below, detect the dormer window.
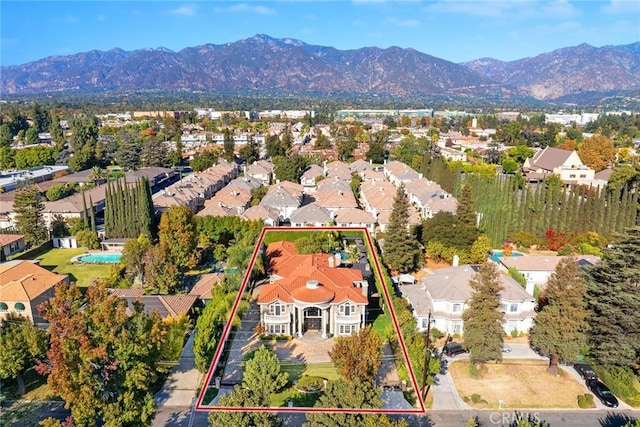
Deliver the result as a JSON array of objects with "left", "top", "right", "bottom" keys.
[
  {"left": 339, "top": 302, "right": 356, "bottom": 316},
  {"left": 269, "top": 302, "right": 284, "bottom": 316}
]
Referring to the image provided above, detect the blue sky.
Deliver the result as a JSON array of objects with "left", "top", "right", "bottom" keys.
[{"left": 1, "top": 1, "right": 639, "bottom": 66}]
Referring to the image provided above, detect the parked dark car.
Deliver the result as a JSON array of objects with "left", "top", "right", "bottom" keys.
[
  {"left": 443, "top": 342, "right": 467, "bottom": 357},
  {"left": 587, "top": 379, "right": 619, "bottom": 408},
  {"left": 574, "top": 363, "right": 598, "bottom": 381}
]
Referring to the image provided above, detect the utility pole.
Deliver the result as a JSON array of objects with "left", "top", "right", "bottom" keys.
[{"left": 421, "top": 310, "right": 432, "bottom": 401}]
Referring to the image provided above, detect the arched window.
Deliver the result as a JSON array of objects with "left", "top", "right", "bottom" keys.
[
  {"left": 339, "top": 302, "right": 355, "bottom": 316},
  {"left": 269, "top": 302, "right": 283, "bottom": 316},
  {"left": 14, "top": 302, "right": 26, "bottom": 311},
  {"left": 0, "top": 302, "right": 8, "bottom": 312}
]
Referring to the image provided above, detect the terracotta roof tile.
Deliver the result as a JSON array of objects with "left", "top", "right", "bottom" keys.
[
  {"left": 1, "top": 261, "right": 68, "bottom": 301},
  {"left": 260, "top": 241, "right": 367, "bottom": 305},
  {"left": 0, "top": 234, "right": 24, "bottom": 246}
]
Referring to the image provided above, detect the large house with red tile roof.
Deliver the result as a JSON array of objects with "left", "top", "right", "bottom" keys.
[
  {"left": 0, "top": 260, "right": 69, "bottom": 325},
  {"left": 258, "top": 241, "right": 369, "bottom": 338}
]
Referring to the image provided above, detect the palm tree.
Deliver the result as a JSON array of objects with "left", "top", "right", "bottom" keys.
[{"left": 88, "top": 166, "right": 106, "bottom": 185}]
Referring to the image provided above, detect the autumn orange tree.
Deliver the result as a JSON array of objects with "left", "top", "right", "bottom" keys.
[
  {"left": 578, "top": 135, "right": 615, "bottom": 171},
  {"left": 37, "top": 284, "right": 166, "bottom": 427},
  {"left": 328, "top": 325, "right": 384, "bottom": 383}
]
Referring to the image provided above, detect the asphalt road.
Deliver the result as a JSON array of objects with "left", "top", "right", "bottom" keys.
[
  {"left": 162, "top": 407, "right": 640, "bottom": 427},
  {"left": 4, "top": 400, "right": 638, "bottom": 426}
]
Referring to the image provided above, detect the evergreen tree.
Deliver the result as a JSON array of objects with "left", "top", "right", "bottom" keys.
[
  {"left": 383, "top": 185, "right": 420, "bottom": 273},
  {"left": 462, "top": 262, "right": 505, "bottom": 366},
  {"left": 241, "top": 345, "right": 288, "bottom": 405},
  {"left": 365, "top": 139, "right": 385, "bottom": 164},
  {"left": 82, "top": 190, "right": 89, "bottom": 228},
  {"left": 456, "top": 180, "right": 477, "bottom": 227},
  {"left": 13, "top": 185, "right": 47, "bottom": 246},
  {"left": 89, "top": 196, "right": 96, "bottom": 232},
  {"left": 105, "top": 181, "right": 114, "bottom": 238},
  {"left": 584, "top": 226, "right": 640, "bottom": 366},
  {"left": 223, "top": 128, "right": 235, "bottom": 162},
  {"left": 530, "top": 257, "right": 588, "bottom": 375},
  {"left": 305, "top": 380, "right": 382, "bottom": 427}
]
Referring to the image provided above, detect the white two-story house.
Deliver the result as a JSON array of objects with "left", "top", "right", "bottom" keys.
[
  {"left": 400, "top": 265, "right": 536, "bottom": 335},
  {"left": 258, "top": 241, "right": 369, "bottom": 338},
  {"left": 523, "top": 147, "right": 596, "bottom": 185}
]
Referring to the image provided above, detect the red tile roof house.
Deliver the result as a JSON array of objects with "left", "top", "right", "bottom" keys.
[
  {"left": 258, "top": 241, "right": 368, "bottom": 338},
  {"left": 0, "top": 260, "right": 69, "bottom": 326},
  {"left": 0, "top": 234, "right": 26, "bottom": 259}
]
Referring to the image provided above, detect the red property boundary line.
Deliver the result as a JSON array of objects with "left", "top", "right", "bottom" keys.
[{"left": 195, "top": 226, "right": 426, "bottom": 414}]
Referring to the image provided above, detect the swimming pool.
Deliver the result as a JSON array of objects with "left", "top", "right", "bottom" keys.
[
  {"left": 490, "top": 250, "right": 523, "bottom": 263},
  {"left": 78, "top": 253, "right": 122, "bottom": 264}
]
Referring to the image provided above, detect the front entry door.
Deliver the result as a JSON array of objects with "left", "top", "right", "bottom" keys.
[{"left": 303, "top": 307, "right": 322, "bottom": 332}]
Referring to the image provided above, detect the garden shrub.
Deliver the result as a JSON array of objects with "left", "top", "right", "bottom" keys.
[
  {"left": 585, "top": 393, "right": 594, "bottom": 407},
  {"left": 296, "top": 376, "right": 325, "bottom": 392},
  {"left": 577, "top": 394, "right": 586, "bottom": 408},
  {"left": 594, "top": 365, "right": 640, "bottom": 406},
  {"left": 471, "top": 393, "right": 482, "bottom": 403},
  {"left": 511, "top": 328, "right": 519, "bottom": 338},
  {"left": 430, "top": 327, "right": 444, "bottom": 340},
  {"left": 577, "top": 393, "right": 595, "bottom": 408}
]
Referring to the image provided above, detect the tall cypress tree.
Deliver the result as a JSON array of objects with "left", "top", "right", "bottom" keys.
[
  {"left": 106, "top": 181, "right": 115, "bottom": 238},
  {"left": 383, "top": 185, "right": 420, "bottom": 273},
  {"left": 82, "top": 191, "right": 89, "bottom": 228},
  {"left": 89, "top": 196, "right": 97, "bottom": 233},
  {"left": 117, "top": 179, "right": 127, "bottom": 238},
  {"left": 462, "top": 262, "right": 505, "bottom": 366},
  {"left": 456, "top": 181, "right": 476, "bottom": 227},
  {"left": 584, "top": 226, "right": 640, "bottom": 366}
]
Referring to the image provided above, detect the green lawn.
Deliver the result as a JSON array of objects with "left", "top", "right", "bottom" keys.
[
  {"left": 35, "top": 248, "right": 113, "bottom": 287},
  {"left": 372, "top": 313, "right": 392, "bottom": 338},
  {"left": 262, "top": 230, "right": 320, "bottom": 245},
  {"left": 271, "top": 362, "right": 339, "bottom": 408}
]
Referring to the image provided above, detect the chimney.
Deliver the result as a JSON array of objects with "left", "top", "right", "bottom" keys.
[
  {"left": 334, "top": 253, "right": 341, "bottom": 267},
  {"left": 526, "top": 280, "right": 535, "bottom": 297},
  {"left": 453, "top": 254, "right": 459, "bottom": 267},
  {"left": 361, "top": 281, "right": 369, "bottom": 297},
  {"left": 328, "top": 256, "right": 334, "bottom": 268}
]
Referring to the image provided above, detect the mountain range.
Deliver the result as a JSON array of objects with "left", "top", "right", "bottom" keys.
[{"left": 2, "top": 34, "right": 639, "bottom": 105}]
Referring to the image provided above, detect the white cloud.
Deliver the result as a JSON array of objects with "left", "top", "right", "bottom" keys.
[
  {"left": 602, "top": 0, "right": 640, "bottom": 14},
  {"left": 215, "top": 3, "right": 276, "bottom": 16},
  {"left": 555, "top": 20, "right": 582, "bottom": 31},
  {"left": 386, "top": 16, "right": 420, "bottom": 27},
  {"left": 49, "top": 14, "right": 79, "bottom": 24},
  {"left": 425, "top": 0, "right": 518, "bottom": 18},
  {"left": 540, "top": 0, "right": 581, "bottom": 18},
  {"left": 169, "top": 4, "right": 198, "bottom": 17}
]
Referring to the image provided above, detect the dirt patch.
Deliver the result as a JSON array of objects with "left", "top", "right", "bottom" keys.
[
  {"left": 449, "top": 359, "right": 584, "bottom": 409},
  {"left": 425, "top": 259, "right": 451, "bottom": 270}
]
